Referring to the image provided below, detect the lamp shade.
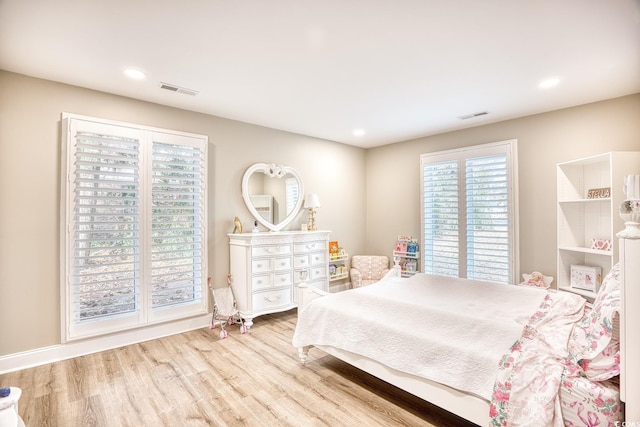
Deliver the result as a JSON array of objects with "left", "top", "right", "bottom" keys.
[{"left": 304, "top": 193, "right": 321, "bottom": 209}]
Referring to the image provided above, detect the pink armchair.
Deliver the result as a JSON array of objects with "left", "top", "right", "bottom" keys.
[{"left": 349, "top": 255, "right": 390, "bottom": 288}]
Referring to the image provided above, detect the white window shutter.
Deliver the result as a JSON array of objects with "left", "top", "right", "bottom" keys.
[
  {"left": 421, "top": 140, "right": 517, "bottom": 285},
  {"left": 151, "top": 141, "right": 205, "bottom": 310},
  {"left": 466, "top": 154, "right": 510, "bottom": 283},
  {"left": 61, "top": 114, "right": 208, "bottom": 341},
  {"left": 72, "top": 131, "right": 141, "bottom": 323},
  {"left": 423, "top": 160, "right": 460, "bottom": 278}
]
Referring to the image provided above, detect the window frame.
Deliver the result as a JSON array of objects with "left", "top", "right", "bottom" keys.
[
  {"left": 420, "top": 140, "right": 519, "bottom": 284},
  {"left": 60, "top": 113, "right": 209, "bottom": 342}
]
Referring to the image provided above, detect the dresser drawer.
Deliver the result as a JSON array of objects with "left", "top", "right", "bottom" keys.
[
  {"left": 273, "top": 271, "right": 292, "bottom": 287},
  {"left": 252, "top": 245, "right": 291, "bottom": 258},
  {"left": 309, "top": 265, "right": 326, "bottom": 281},
  {"left": 309, "top": 252, "right": 326, "bottom": 265},
  {"left": 252, "top": 259, "right": 272, "bottom": 273},
  {"left": 293, "top": 254, "right": 311, "bottom": 269},
  {"left": 294, "top": 241, "right": 326, "bottom": 253},
  {"left": 293, "top": 267, "right": 326, "bottom": 284},
  {"left": 273, "top": 256, "right": 292, "bottom": 271},
  {"left": 252, "top": 271, "right": 292, "bottom": 291},
  {"left": 252, "top": 288, "right": 292, "bottom": 311},
  {"left": 251, "top": 274, "right": 272, "bottom": 290}
]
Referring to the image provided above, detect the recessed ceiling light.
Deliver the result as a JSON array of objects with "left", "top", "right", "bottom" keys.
[
  {"left": 353, "top": 129, "right": 365, "bottom": 137},
  {"left": 123, "top": 68, "right": 146, "bottom": 80},
  {"left": 538, "top": 77, "right": 560, "bottom": 89}
]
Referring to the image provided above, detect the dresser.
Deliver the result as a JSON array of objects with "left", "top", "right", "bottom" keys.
[{"left": 228, "top": 230, "right": 330, "bottom": 328}]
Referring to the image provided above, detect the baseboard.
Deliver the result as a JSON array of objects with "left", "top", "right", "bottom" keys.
[{"left": 0, "top": 314, "right": 210, "bottom": 375}]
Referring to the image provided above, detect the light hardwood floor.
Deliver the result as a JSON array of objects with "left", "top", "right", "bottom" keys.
[{"left": 1, "top": 310, "right": 477, "bottom": 426}]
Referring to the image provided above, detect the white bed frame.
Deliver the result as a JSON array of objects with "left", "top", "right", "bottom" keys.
[{"left": 296, "top": 231, "right": 640, "bottom": 425}]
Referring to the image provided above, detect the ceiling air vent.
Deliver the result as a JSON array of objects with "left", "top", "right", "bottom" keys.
[
  {"left": 159, "top": 82, "right": 199, "bottom": 96},
  {"left": 458, "top": 111, "right": 489, "bottom": 120}
]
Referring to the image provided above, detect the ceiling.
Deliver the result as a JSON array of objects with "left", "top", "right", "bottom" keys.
[{"left": 1, "top": 1, "right": 639, "bottom": 148}]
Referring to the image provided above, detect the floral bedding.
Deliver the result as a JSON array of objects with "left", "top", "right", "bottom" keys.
[
  {"left": 490, "top": 264, "right": 622, "bottom": 426},
  {"left": 560, "top": 376, "right": 621, "bottom": 427}
]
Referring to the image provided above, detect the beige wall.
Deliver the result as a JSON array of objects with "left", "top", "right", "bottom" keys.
[
  {"left": 0, "top": 70, "right": 366, "bottom": 356},
  {"left": 366, "top": 93, "right": 640, "bottom": 282},
  {"left": 1, "top": 69, "right": 639, "bottom": 358}
]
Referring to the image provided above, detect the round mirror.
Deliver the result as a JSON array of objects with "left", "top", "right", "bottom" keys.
[{"left": 241, "top": 163, "right": 304, "bottom": 232}]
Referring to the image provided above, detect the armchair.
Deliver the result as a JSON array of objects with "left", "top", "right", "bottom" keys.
[{"left": 349, "top": 255, "right": 390, "bottom": 288}]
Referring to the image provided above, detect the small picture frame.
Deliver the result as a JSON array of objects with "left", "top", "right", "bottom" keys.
[
  {"left": 301, "top": 223, "right": 308, "bottom": 231},
  {"left": 570, "top": 265, "right": 602, "bottom": 292}
]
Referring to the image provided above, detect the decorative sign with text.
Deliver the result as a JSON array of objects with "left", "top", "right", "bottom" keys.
[{"left": 587, "top": 187, "right": 611, "bottom": 199}]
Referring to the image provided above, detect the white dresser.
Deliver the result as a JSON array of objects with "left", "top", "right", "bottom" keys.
[{"left": 228, "top": 230, "right": 330, "bottom": 328}]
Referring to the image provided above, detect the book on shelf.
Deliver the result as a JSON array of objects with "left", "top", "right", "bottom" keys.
[
  {"left": 394, "top": 240, "right": 408, "bottom": 253},
  {"left": 395, "top": 235, "right": 418, "bottom": 254},
  {"left": 329, "top": 241, "right": 339, "bottom": 254},
  {"left": 404, "top": 259, "right": 417, "bottom": 272}
]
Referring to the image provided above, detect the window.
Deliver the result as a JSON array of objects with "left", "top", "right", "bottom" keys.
[
  {"left": 285, "top": 177, "right": 299, "bottom": 215},
  {"left": 60, "top": 114, "right": 208, "bottom": 341},
  {"left": 421, "top": 140, "right": 518, "bottom": 284}
]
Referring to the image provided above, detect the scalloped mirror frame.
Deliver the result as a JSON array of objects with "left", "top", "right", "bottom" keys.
[{"left": 241, "top": 163, "right": 305, "bottom": 232}]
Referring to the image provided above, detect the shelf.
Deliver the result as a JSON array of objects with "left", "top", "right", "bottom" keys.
[
  {"left": 393, "top": 251, "right": 419, "bottom": 259},
  {"left": 558, "top": 246, "right": 613, "bottom": 256},
  {"left": 558, "top": 198, "right": 611, "bottom": 204},
  {"left": 328, "top": 252, "right": 348, "bottom": 282},
  {"left": 558, "top": 285, "right": 596, "bottom": 300},
  {"left": 556, "top": 151, "right": 640, "bottom": 291}
]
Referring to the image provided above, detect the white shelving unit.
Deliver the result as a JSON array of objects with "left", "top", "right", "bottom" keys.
[
  {"left": 393, "top": 251, "right": 419, "bottom": 277},
  {"left": 557, "top": 152, "right": 640, "bottom": 299},
  {"left": 329, "top": 253, "right": 349, "bottom": 281}
]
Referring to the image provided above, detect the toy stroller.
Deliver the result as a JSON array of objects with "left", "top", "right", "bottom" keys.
[{"left": 209, "top": 275, "right": 247, "bottom": 339}]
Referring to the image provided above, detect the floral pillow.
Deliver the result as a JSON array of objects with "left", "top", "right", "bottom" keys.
[
  {"left": 579, "top": 338, "right": 620, "bottom": 381},
  {"left": 568, "top": 263, "right": 620, "bottom": 380}
]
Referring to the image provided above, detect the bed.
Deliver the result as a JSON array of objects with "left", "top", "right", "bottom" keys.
[{"left": 292, "top": 232, "right": 639, "bottom": 426}]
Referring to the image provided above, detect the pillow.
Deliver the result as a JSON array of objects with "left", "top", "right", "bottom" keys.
[
  {"left": 568, "top": 263, "right": 621, "bottom": 380},
  {"left": 579, "top": 338, "right": 620, "bottom": 381}
]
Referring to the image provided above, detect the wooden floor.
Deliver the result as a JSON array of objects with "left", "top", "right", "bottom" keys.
[{"left": 1, "top": 310, "right": 478, "bottom": 427}]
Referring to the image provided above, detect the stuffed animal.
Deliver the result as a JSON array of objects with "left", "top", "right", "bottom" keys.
[{"left": 520, "top": 271, "right": 553, "bottom": 289}]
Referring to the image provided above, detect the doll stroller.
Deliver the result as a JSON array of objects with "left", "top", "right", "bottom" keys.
[{"left": 209, "top": 276, "right": 247, "bottom": 339}]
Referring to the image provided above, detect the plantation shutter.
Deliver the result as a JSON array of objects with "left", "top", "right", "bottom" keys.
[
  {"left": 466, "top": 154, "right": 510, "bottom": 283},
  {"left": 62, "top": 114, "right": 208, "bottom": 341},
  {"left": 423, "top": 160, "right": 460, "bottom": 277},
  {"left": 421, "top": 141, "right": 517, "bottom": 285},
  {"left": 72, "top": 130, "right": 141, "bottom": 323},
  {"left": 151, "top": 140, "right": 205, "bottom": 310}
]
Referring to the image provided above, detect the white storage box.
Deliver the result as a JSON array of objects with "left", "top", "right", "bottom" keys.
[{"left": 570, "top": 265, "right": 602, "bottom": 292}]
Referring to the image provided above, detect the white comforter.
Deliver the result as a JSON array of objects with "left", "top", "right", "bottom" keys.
[{"left": 292, "top": 273, "right": 563, "bottom": 401}]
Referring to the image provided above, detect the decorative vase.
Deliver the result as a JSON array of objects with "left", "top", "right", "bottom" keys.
[{"left": 617, "top": 200, "right": 640, "bottom": 239}]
